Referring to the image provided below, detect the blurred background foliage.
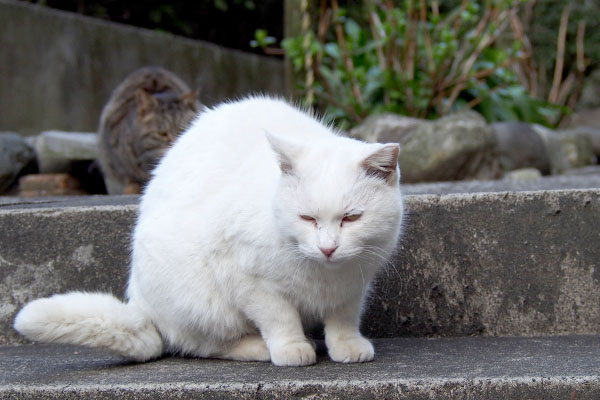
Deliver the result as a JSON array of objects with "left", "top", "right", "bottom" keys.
[
  {"left": 527, "top": 0, "right": 600, "bottom": 83},
  {"left": 21, "top": 0, "right": 600, "bottom": 129},
  {"left": 273, "top": 0, "right": 599, "bottom": 129}
]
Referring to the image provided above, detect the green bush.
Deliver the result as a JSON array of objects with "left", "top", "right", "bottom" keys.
[{"left": 275, "top": 0, "right": 561, "bottom": 129}]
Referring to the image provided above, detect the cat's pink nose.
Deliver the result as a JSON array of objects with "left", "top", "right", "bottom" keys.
[{"left": 320, "top": 246, "right": 337, "bottom": 258}]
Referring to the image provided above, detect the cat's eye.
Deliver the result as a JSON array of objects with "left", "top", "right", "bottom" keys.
[
  {"left": 300, "top": 215, "right": 317, "bottom": 224},
  {"left": 342, "top": 213, "right": 362, "bottom": 223}
]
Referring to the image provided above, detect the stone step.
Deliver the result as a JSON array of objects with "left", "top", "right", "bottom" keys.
[
  {"left": 1, "top": 188, "right": 599, "bottom": 345},
  {"left": 1, "top": 336, "right": 599, "bottom": 399},
  {"left": 402, "top": 171, "right": 600, "bottom": 195}
]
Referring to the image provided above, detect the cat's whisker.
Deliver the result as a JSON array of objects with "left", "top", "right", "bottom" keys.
[
  {"left": 358, "top": 246, "right": 401, "bottom": 279},
  {"left": 358, "top": 265, "right": 366, "bottom": 292}
]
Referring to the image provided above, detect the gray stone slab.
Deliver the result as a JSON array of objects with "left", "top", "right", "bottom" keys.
[
  {"left": 1, "top": 190, "right": 599, "bottom": 345},
  {"left": 0, "top": 194, "right": 138, "bottom": 209},
  {"left": 402, "top": 173, "right": 600, "bottom": 195},
  {"left": 33, "top": 131, "right": 98, "bottom": 160},
  {"left": 1, "top": 336, "right": 599, "bottom": 399},
  {"left": 31, "top": 131, "right": 98, "bottom": 173}
]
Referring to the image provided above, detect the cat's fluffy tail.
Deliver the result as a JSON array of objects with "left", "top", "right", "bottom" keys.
[{"left": 14, "top": 292, "right": 163, "bottom": 362}]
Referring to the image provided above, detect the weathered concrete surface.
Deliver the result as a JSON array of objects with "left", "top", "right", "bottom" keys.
[
  {"left": 0, "top": 0, "right": 284, "bottom": 135},
  {"left": 364, "top": 189, "right": 600, "bottom": 338},
  {"left": 1, "top": 336, "right": 599, "bottom": 399},
  {"left": 1, "top": 190, "right": 599, "bottom": 344},
  {"left": 0, "top": 200, "right": 137, "bottom": 345}
]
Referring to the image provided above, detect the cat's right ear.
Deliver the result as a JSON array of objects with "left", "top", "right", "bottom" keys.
[
  {"left": 265, "top": 133, "right": 300, "bottom": 176},
  {"left": 180, "top": 90, "right": 200, "bottom": 111},
  {"left": 361, "top": 143, "right": 400, "bottom": 184}
]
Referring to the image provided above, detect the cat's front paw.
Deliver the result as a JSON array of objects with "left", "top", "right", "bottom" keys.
[
  {"left": 328, "top": 336, "right": 374, "bottom": 363},
  {"left": 270, "top": 341, "right": 317, "bottom": 367}
]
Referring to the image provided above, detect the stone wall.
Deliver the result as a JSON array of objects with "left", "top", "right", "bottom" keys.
[{"left": 0, "top": 0, "right": 285, "bottom": 135}]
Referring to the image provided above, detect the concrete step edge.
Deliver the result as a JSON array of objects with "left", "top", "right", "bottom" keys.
[{"left": 1, "top": 336, "right": 599, "bottom": 399}]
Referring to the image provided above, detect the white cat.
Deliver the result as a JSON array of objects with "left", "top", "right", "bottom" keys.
[{"left": 14, "top": 96, "right": 404, "bottom": 366}]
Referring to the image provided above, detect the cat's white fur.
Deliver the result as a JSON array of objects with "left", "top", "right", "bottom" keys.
[{"left": 14, "top": 96, "right": 404, "bottom": 366}]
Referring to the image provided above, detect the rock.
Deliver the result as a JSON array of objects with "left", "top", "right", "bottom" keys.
[
  {"left": 584, "top": 128, "right": 600, "bottom": 156},
  {"left": 18, "top": 173, "right": 86, "bottom": 197},
  {"left": 31, "top": 131, "right": 98, "bottom": 173},
  {"left": 491, "top": 122, "right": 551, "bottom": 174},
  {"left": 402, "top": 111, "right": 500, "bottom": 183},
  {"left": 348, "top": 113, "right": 423, "bottom": 143},
  {"left": 0, "top": 132, "right": 36, "bottom": 194},
  {"left": 560, "top": 126, "right": 600, "bottom": 157},
  {"left": 531, "top": 125, "right": 571, "bottom": 175},
  {"left": 556, "top": 130, "right": 597, "bottom": 168},
  {"left": 504, "top": 168, "right": 542, "bottom": 181},
  {"left": 349, "top": 111, "right": 501, "bottom": 183}
]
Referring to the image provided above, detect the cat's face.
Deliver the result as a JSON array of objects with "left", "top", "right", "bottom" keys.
[
  {"left": 269, "top": 135, "right": 403, "bottom": 268},
  {"left": 135, "top": 90, "right": 200, "bottom": 169}
]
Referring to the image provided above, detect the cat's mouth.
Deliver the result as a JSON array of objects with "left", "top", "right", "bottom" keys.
[
  {"left": 301, "top": 251, "right": 344, "bottom": 267},
  {"left": 318, "top": 254, "right": 348, "bottom": 268}
]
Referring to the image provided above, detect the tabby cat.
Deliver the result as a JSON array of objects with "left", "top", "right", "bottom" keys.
[{"left": 97, "top": 66, "right": 201, "bottom": 194}]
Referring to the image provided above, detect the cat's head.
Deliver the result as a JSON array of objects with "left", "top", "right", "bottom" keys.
[
  {"left": 268, "top": 133, "right": 404, "bottom": 268},
  {"left": 135, "top": 89, "right": 200, "bottom": 167}
]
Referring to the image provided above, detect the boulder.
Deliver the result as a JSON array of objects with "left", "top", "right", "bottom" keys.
[
  {"left": 491, "top": 122, "right": 551, "bottom": 174},
  {"left": 556, "top": 129, "right": 597, "bottom": 168},
  {"left": 350, "top": 111, "right": 501, "bottom": 183},
  {"left": 348, "top": 113, "right": 423, "bottom": 143},
  {"left": 560, "top": 126, "right": 600, "bottom": 157},
  {"left": 0, "top": 132, "right": 36, "bottom": 193},
  {"left": 531, "top": 125, "right": 571, "bottom": 175}
]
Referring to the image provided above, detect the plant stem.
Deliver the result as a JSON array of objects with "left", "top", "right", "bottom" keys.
[{"left": 548, "top": 4, "right": 570, "bottom": 104}]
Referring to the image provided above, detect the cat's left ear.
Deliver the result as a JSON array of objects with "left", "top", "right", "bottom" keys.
[
  {"left": 136, "top": 89, "right": 158, "bottom": 117},
  {"left": 265, "top": 133, "right": 302, "bottom": 176},
  {"left": 361, "top": 144, "right": 400, "bottom": 184}
]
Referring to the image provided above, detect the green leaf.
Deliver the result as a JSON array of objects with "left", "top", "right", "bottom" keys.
[
  {"left": 344, "top": 19, "right": 361, "bottom": 43},
  {"left": 324, "top": 43, "right": 340, "bottom": 59}
]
